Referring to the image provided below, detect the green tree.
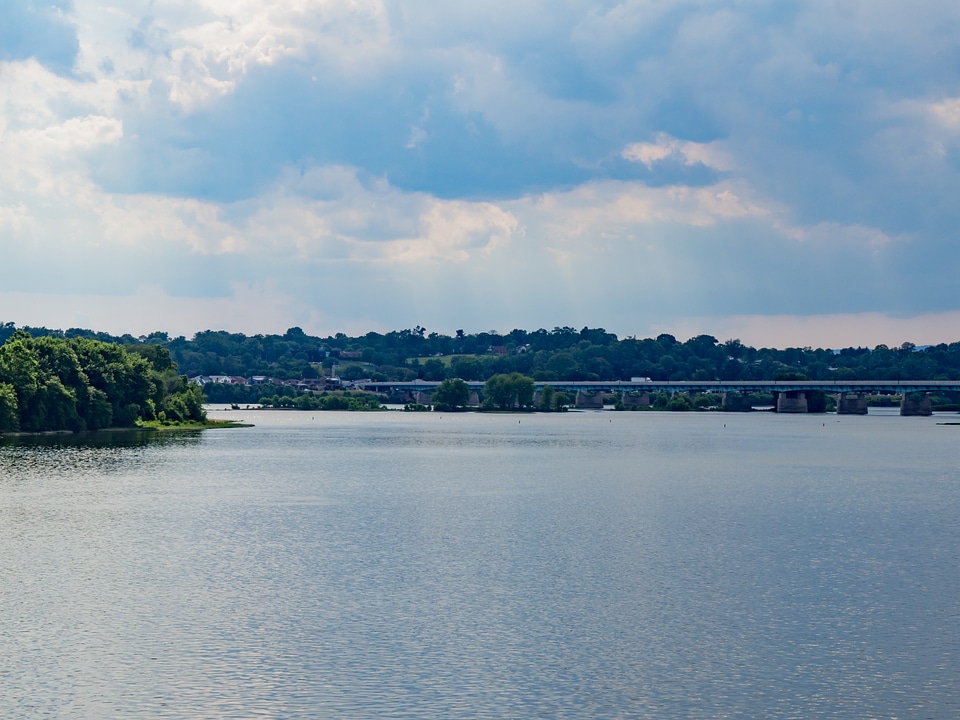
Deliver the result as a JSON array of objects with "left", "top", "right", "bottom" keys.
[
  {"left": 483, "top": 373, "right": 535, "bottom": 410},
  {"left": 0, "top": 383, "right": 18, "bottom": 432},
  {"left": 432, "top": 378, "right": 470, "bottom": 411},
  {"left": 514, "top": 373, "right": 535, "bottom": 408},
  {"left": 543, "top": 352, "right": 579, "bottom": 379},
  {"left": 421, "top": 358, "right": 447, "bottom": 381},
  {"left": 30, "top": 377, "right": 82, "bottom": 431},
  {"left": 85, "top": 387, "right": 114, "bottom": 429},
  {"left": 666, "top": 393, "right": 693, "bottom": 411},
  {"left": 0, "top": 332, "right": 40, "bottom": 421},
  {"left": 450, "top": 356, "right": 485, "bottom": 380},
  {"left": 539, "top": 384, "right": 556, "bottom": 411},
  {"left": 162, "top": 380, "right": 206, "bottom": 422}
]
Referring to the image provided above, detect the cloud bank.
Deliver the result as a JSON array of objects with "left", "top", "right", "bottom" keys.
[{"left": 1, "top": 0, "right": 959, "bottom": 346}]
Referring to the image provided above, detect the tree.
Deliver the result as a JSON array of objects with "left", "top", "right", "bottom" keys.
[
  {"left": 432, "top": 378, "right": 470, "bottom": 411},
  {"left": 421, "top": 359, "right": 447, "bottom": 381},
  {"left": 539, "top": 384, "right": 556, "bottom": 411},
  {"left": 483, "top": 373, "right": 535, "bottom": 410},
  {"left": 543, "top": 352, "right": 579, "bottom": 379},
  {"left": 514, "top": 373, "right": 535, "bottom": 408},
  {"left": 0, "top": 383, "right": 18, "bottom": 432},
  {"left": 0, "top": 332, "right": 39, "bottom": 415},
  {"left": 483, "top": 374, "right": 513, "bottom": 409},
  {"left": 0, "top": 331, "right": 203, "bottom": 432},
  {"left": 340, "top": 365, "right": 366, "bottom": 381},
  {"left": 450, "top": 356, "right": 484, "bottom": 380},
  {"left": 163, "top": 380, "right": 206, "bottom": 422},
  {"left": 666, "top": 393, "right": 693, "bottom": 411}
]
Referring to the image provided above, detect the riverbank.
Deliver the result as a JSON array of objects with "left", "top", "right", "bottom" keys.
[{"left": 137, "top": 419, "right": 254, "bottom": 430}]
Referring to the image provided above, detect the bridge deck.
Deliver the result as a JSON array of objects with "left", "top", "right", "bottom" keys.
[{"left": 359, "top": 380, "right": 960, "bottom": 394}]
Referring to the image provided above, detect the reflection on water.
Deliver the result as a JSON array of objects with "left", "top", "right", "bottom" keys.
[{"left": 1, "top": 411, "right": 959, "bottom": 718}]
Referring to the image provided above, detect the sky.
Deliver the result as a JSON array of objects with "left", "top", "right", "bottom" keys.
[{"left": 1, "top": 0, "right": 959, "bottom": 348}]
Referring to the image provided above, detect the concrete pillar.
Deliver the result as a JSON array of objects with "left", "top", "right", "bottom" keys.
[
  {"left": 722, "top": 392, "right": 752, "bottom": 412},
  {"left": 415, "top": 391, "right": 432, "bottom": 405},
  {"left": 776, "top": 390, "right": 808, "bottom": 413},
  {"left": 621, "top": 392, "right": 651, "bottom": 408},
  {"left": 575, "top": 391, "right": 604, "bottom": 409},
  {"left": 836, "top": 392, "right": 868, "bottom": 415},
  {"left": 900, "top": 392, "right": 933, "bottom": 416},
  {"left": 468, "top": 391, "right": 480, "bottom": 407}
]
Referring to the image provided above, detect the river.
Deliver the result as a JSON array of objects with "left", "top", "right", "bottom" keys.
[{"left": 1, "top": 408, "right": 958, "bottom": 718}]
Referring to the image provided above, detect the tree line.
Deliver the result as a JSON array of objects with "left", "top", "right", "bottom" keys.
[
  {"left": 4, "top": 322, "right": 960, "bottom": 387},
  {"left": 0, "top": 330, "right": 205, "bottom": 434},
  {"left": 172, "top": 329, "right": 960, "bottom": 384}
]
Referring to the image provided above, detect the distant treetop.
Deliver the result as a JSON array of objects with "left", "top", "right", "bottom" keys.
[{"left": 2, "top": 322, "right": 958, "bottom": 385}]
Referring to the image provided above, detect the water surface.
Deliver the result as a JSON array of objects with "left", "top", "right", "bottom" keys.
[{"left": 2, "top": 409, "right": 958, "bottom": 718}]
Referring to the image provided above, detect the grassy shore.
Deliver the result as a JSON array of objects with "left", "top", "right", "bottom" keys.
[{"left": 136, "top": 419, "right": 254, "bottom": 431}]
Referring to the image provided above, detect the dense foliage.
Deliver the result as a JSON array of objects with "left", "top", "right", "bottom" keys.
[
  {"left": 166, "top": 329, "right": 960, "bottom": 384},
  {"left": 258, "top": 392, "right": 384, "bottom": 411},
  {"left": 483, "top": 373, "right": 536, "bottom": 410},
  {"left": 0, "top": 330, "right": 204, "bottom": 433},
  {"left": 4, "top": 322, "right": 960, "bottom": 387},
  {"left": 431, "top": 378, "right": 471, "bottom": 411}
]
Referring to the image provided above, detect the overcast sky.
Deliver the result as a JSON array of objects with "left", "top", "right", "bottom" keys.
[{"left": 1, "top": 0, "right": 959, "bottom": 347}]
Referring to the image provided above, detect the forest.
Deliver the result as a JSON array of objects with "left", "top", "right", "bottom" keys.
[
  {"left": 4, "top": 323, "right": 956, "bottom": 385},
  {"left": 0, "top": 329, "right": 205, "bottom": 434}
]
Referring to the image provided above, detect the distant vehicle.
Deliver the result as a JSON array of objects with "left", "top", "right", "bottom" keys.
[{"left": 630, "top": 377, "right": 653, "bottom": 383}]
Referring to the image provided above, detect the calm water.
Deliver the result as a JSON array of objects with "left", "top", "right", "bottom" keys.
[{"left": 1, "top": 408, "right": 958, "bottom": 719}]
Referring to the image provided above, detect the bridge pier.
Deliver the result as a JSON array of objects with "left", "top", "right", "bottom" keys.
[
  {"left": 621, "top": 392, "right": 651, "bottom": 408},
  {"left": 415, "top": 391, "right": 432, "bottom": 405},
  {"left": 468, "top": 391, "right": 480, "bottom": 407},
  {"left": 775, "top": 391, "right": 808, "bottom": 413},
  {"left": 836, "top": 392, "right": 868, "bottom": 415},
  {"left": 575, "top": 391, "right": 604, "bottom": 409},
  {"left": 900, "top": 392, "right": 932, "bottom": 416},
  {"left": 722, "top": 392, "right": 752, "bottom": 412}
]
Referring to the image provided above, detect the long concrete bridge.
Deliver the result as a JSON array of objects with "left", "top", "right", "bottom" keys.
[{"left": 357, "top": 379, "right": 960, "bottom": 416}]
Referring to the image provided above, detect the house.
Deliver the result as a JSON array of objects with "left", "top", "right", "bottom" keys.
[
  {"left": 296, "top": 378, "right": 328, "bottom": 390},
  {"left": 189, "top": 374, "right": 233, "bottom": 385}
]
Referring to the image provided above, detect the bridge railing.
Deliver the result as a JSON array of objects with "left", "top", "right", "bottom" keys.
[{"left": 357, "top": 379, "right": 960, "bottom": 394}]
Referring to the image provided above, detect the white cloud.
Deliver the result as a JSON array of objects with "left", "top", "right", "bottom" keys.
[
  {"left": 110, "top": 0, "right": 394, "bottom": 111},
  {"left": 622, "top": 132, "right": 732, "bottom": 171},
  {"left": 19, "top": 114, "right": 123, "bottom": 153},
  {"left": 777, "top": 221, "right": 900, "bottom": 250},
  {"left": 515, "top": 178, "right": 766, "bottom": 243},
  {"left": 0, "top": 203, "right": 32, "bottom": 232},
  {"left": 382, "top": 198, "right": 517, "bottom": 262},
  {"left": 2, "top": 0, "right": 960, "bottom": 342},
  {"left": 927, "top": 98, "right": 960, "bottom": 127},
  {"left": 243, "top": 167, "right": 520, "bottom": 263},
  {"left": 1, "top": 142, "right": 520, "bottom": 270}
]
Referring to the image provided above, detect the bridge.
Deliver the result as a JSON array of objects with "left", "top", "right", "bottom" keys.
[{"left": 357, "top": 379, "right": 960, "bottom": 416}]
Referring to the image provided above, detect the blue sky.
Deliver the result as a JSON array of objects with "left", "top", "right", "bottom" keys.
[{"left": 2, "top": 0, "right": 960, "bottom": 347}]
